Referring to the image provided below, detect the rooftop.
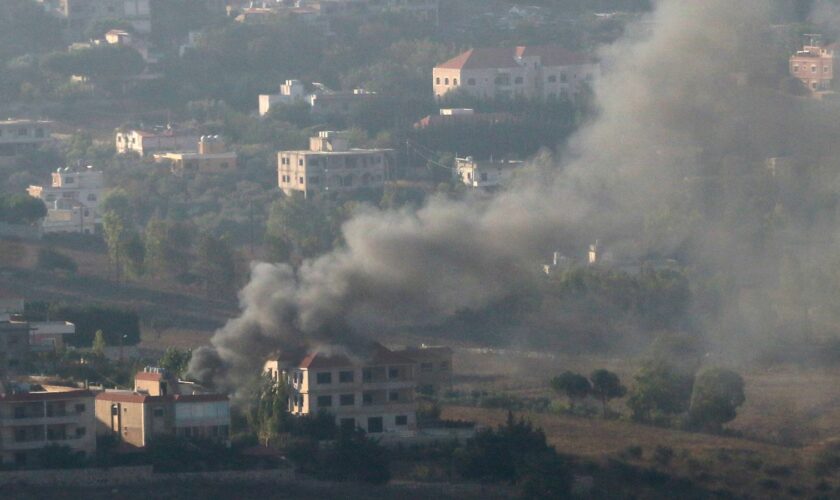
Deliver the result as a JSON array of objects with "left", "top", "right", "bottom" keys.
[{"left": 437, "top": 45, "right": 592, "bottom": 70}]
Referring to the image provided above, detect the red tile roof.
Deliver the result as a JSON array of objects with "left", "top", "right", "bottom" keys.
[
  {"left": 437, "top": 46, "right": 592, "bottom": 70},
  {"left": 1, "top": 389, "right": 94, "bottom": 402},
  {"left": 97, "top": 392, "right": 228, "bottom": 404},
  {"left": 297, "top": 342, "right": 416, "bottom": 370},
  {"left": 135, "top": 371, "right": 164, "bottom": 382}
]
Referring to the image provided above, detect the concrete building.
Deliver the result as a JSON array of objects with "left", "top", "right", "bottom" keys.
[
  {"left": 56, "top": 0, "right": 152, "bottom": 36},
  {"left": 455, "top": 156, "right": 523, "bottom": 189},
  {"left": 95, "top": 368, "right": 230, "bottom": 450},
  {"left": 433, "top": 45, "right": 598, "bottom": 101},
  {"left": 414, "top": 108, "right": 517, "bottom": 129},
  {"left": 28, "top": 166, "right": 104, "bottom": 234},
  {"left": 115, "top": 127, "right": 199, "bottom": 156},
  {"left": 396, "top": 346, "right": 453, "bottom": 395},
  {"left": 259, "top": 80, "right": 375, "bottom": 118},
  {"left": 264, "top": 343, "right": 418, "bottom": 435},
  {"left": 0, "top": 320, "right": 30, "bottom": 380},
  {"left": 28, "top": 322, "right": 75, "bottom": 353},
  {"left": 278, "top": 131, "right": 392, "bottom": 198},
  {"left": 790, "top": 35, "right": 836, "bottom": 94},
  {"left": 0, "top": 120, "right": 53, "bottom": 167},
  {"left": 0, "top": 384, "right": 96, "bottom": 467},
  {"left": 154, "top": 136, "right": 238, "bottom": 175}
]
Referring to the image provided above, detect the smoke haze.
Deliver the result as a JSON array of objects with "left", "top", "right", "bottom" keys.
[{"left": 189, "top": 0, "right": 840, "bottom": 391}]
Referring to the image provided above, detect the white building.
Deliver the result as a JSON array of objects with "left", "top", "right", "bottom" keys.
[
  {"left": 259, "top": 80, "right": 376, "bottom": 117},
  {"left": 0, "top": 120, "right": 53, "bottom": 167},
  {"left": 115, "top": 127, "right": 199, "bottom": 156},
  {"left": 259, "top": 80, "right": 307, "bottom": 116},
  {"left": 27, "top": 167, "right": 104, "bottom": 234},
  {"left": 455, "top": 157, "right": 523, "bottom": 189}
]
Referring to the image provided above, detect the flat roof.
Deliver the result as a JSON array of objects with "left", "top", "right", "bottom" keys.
[{"left": 279, "top": 148, "right": 393, "bottom": 156}]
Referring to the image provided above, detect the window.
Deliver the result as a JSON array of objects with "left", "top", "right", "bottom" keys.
[
  {"left": 310, "top": 175, "right": 321, "bottom": 185},
  {"left": 793, "top": 64, "right": 799, "bottom": 72},
  {"left": 420, "top": 362, "right": 433, "bottom": 372},
  {"left": 362, "top": 368, "right": 372, "bottom": 382},
  {"left": 494, "top": 74, "right": 510, "bottom": 85},
  {"left": 339, "top": 370, "right": 354, "bottom": 383},
  {"left": 395, "top": 415, "right": 408, "bottom": 426},
  {"left": 76, "top": 427, "right": 86, "bottom": 438},
  {"left": 560, "top": 73, "right": 567, "bottom": 83},
  {"left": 389, "top": 391, "right": 399, "bottom": 402},
  {"left": 220, "top": 162, "right": 229, "bottom": 169},
  {"left": 111, "top": 404, "right": 119, "bottom": 416},
  {"left": 64, "top": 176, "right": 74, "bottom": 184},
  {"left": 317, "top": 395, "right": 332, "bottom": 407},
  {"left": 825, "top": 66, "right": 831, "bottom": 73},
  {"left": 444, "top": 78, "right": 449, "bottom": 85},
  {"left": 388, "top": 367, "right": 400, "bottom": 379},
  {"left": 362, "top": 392, "right": 373, "bottom": 405},
  {"left": 812, "top": 65, "right": 818, "bottom": 73},
  {"left": 367, "top": 417, "right": 383, "bottom": 433},
  {"left": 316, "top": 372, "right": 332, "bottom": 384},
  {"left": 15, "top": 429, "right": 27, "bottom": 442},
  {"left": 14, "top": 406, "right": 26, "bottom": 419},
  {"left": 18, "top": 128, "right": 27, "bottom": 136},
  {"left": 453, "top": 78, "right": 458, "bottom": 85},
  {"left": 548, "top": 75, "right": 557, "bottom": 83},
  {"left": 435, "top": 77, "right": 440, "bottom": 84},
  {"left": 340, "top": 394, "right": 355, "bottom": 406},
  {"left": 87, "top": 193, "right": 96, "bottom": 202},
  {"left": 153, "top": 407, "right": 165, "bottom": 417},
  {"left": 75, "top": 403, "right": 85, "bottom": 414},
  {"left": 468, "top": 78, "right": 476, "bottom": 85},
  {"left": 298, "top": 158, "right": 304, "bottom": 166},
  {"left": 514, "top": 76, "right": 524, "bottom": 84}
]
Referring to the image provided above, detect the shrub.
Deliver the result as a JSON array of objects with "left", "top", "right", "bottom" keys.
[
  {"left": 619, "top": 445, "right": 643, "bottom": 460},
  {"left": 653, "top": 446, "right": 674, "bottom": 466},
  {"left": 37, "top": 247, "right": 77, "bottom": 273},
  {"left": 758, "top": 478, "right": 781, "bottom": 490},
  {"left": 764, "top": 464, "right": 792, "bottom": 477},
  {"left": 813, "top": 441, "right": 840, "bottom": 476}
]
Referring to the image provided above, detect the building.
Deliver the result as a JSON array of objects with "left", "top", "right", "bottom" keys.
[
  {"left": 115, "top": 127, "right": 199, "bottom": 156},
  {"left": 0, "top": 320, "right": 30, "bottom": 380},
  {"left": 0, "top": 120, "right": 53, "bottom": 167},
  {"left": 154, "top": 136, "right": 238, "bottom": 175},
  {"left": 103, "top": 29, "right": 157, "bottom": 64},
  {"left": 278, "top": 131, "right": 392, "bottom": 198},
  {"left": 56, "top": 0, "right": 152, "bottom": 36},
  {"left": 28, "top": 322, "right": 75, "bottom": 353},
  {"left": 0, "top": 384, "right": 96, "bottom": 467},
  {"left": 28, "top": 166, "right": 104, "bottom": 234},
  {"left": 433, "top": 45, "right": 599, "bottom": 101},
  {"left": 264, "top": 343, "right": 418, "bottom": 435},
  {"left": 94, "top": 368, "right": 230, "bottom": 450},
  {"left": 413, "top": 108, "right": 518, "bottom": 129},
  {"left": 790, "top": 35, "right": 836, "bottom": 94},
  {"left": 396, "top": 346, "right": 453, "bottom": 395},
  {"left": 259, "top": 80, "right": 376, "bottom": 118},
  {"left": 455, "top": 156, "right": 524, "bottom": 189}
]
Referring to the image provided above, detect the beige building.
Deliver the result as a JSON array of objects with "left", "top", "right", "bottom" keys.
[
  {"left": 95, "top": 368, "right": 230, "bottom": 450},
  {"left": 455, "top": 156, "right": 523, "bottom": 189},
  {"left": 115, "top": 127, "right": 199, "bottom": 156},
  {"left": 265, "top": 343, "right": 418, "bottom": 435},
  {"left": 396, "top": 346, "right": 453, "bottom": 395},
  {"left": 154, "top": 136, "right": 238, "bottom": 175},
  {"left": 0, "top": 120, "right": 53, "bottom": 167},
  {"left": 433, "top": 45, "right": 598, "bottom": 101},
  {"left": 0, "top": 384, "right": 96, "bottom": 467},
  {"left": 790, "top": 35, "right": 836, "bottom": 94},
  {"left": 28, "top": 166, "right": 104, "bottom": 234},
  {"left": 278, "top": 131, "right": 391, "bottom": 198}
]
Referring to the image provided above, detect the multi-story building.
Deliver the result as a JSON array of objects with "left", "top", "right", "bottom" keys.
[
  {"left": 154, "top": 136, "right": 238, "bottom": 175},
  {"left": 433, "top": 45, "right": 599, "bottom": 101},
  {"left": 455, "top": 156, "right": 524, "bottom": 189},
  {"left": 259, "top": 80, "right": 375, "bottom": 118},
  {"left": 259, "top": 80, "right": 307, "bottom": 116},
  {"left": 115, "top": 127, "right": 199, "bottom": 156},
  {"left": 0, "top": 320, "right": 30, "bottom": 380},
  {"left": 395, "top": 346, "right": 453, "bottom": 395},
  {"left": 56, "top": 0, "right": 152, "bottom": 36},
  {"left": 95, "top": 368, "right": 230, "bottom": 450},
  {"left": 264, "top": 343, "right": 418, "bottom": 435},
  {"left": 790, "top": 35, "right": 836, "bottom": 94},
  {"left": 28, "top": 167, "right": 104, "bottom": 234},
  {"left": 0, "top": 120, "right": 53, "bottom": 167},
  {"left": 278, "top": 131, "right": 392, "bottom": 198},
  {"left": 0, "top": 384, "right": 96, "bottom": 467}
]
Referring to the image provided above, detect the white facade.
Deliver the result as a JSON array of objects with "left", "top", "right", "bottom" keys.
[
  {"left": 455, "top": 157, "right": 523, "bottom": 188},
  {"left": 115, "top": 129, "right": 199, "bottom": 156},
  {"left": 259, "top": 80, "right": 307, "bottom": 116},
  {"left": 0, "top": 120, "right": 52, "bottom": 166},
  {"left": 28, "top": 167, "right": 104, "bottom": 234}
]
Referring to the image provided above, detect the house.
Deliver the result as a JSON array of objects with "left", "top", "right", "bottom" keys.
[
  {"left": 278, "top": 131, "right": 392, "bottom": 198},
  {"left": 154, "top": 136, "right": 238, "bottom": 175},
  {"left": 94, "top": 368, "right": 230, "bottom": 450},
  {"left": 395, "top": 345, "right": 453, "bottom": 395},
  {"left": 790, "top": 35, "right": 836, "bottom": 95},
  {"left": 413, "top": 108, "right": 518, "bottom": 129},
  {"left": 0, "top": 120, "right": 53, "bottom": 167},
  {"left": 104, "top": 29, "right": 157, "bottom": 64},
  {"left": 27, "top": 166, "right": 104, "bottom": 234},
  {"left": 115, "top": 127, "right": 199, "bottom": 156},
  {"left": 0, "top": 383, "right": 96, "bottom": 467},
  {"left": 455, "top": 156, "right": 523, "bottom": 189},
  {"left": 433, "top": 45, "right": 599, "bottom": 101},
  {"left": 28, "top": 322, "right": 75, "bottom": 353},
  {"left": 264, "top": 343, "right": 418, "bottom": 436},
  {"left": 55, "top": 0, "right": 152, "bottom": 36},
  {"left": 259, "top": 80, "right": 376, "bottom": 118}
]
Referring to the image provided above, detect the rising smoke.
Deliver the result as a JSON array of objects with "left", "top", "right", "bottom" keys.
[{"left": 190, "top": 0, "right": 840, "bottom": 391}]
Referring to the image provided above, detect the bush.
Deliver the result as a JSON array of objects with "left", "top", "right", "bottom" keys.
[
  {"left": 619, "top": 445, "right": 643, "bottom": 460},
  {"left": 37, "top": 247, "right": 77, "bottom": 273},
  {"left": 764, "top": 464, "right": 792, "bottom": 477},
  {"left": 653, "top": 446, "right": 674, "bottom": 466},
  {"left": 813, "top": 441, "right": 840, "bottom": 476},
  {"left": 316, "top": 428, "right": 391, "bottom": 484}
]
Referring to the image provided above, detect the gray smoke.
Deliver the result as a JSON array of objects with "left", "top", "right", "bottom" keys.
[{"left": 190, "top": 0, "right": 840, "bottom": 391}]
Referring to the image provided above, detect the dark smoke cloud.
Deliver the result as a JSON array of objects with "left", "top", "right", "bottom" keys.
[{"left": 190, "top": 0, "right": 840, "bottom": 390}]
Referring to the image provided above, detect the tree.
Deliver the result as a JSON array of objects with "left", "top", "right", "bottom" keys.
[
  {"left": 688, "top": 368, "right": 745, "bottom": 433},
  {"left": 0, "top": 193, "right": 46, "bottom": 224},
  {"left": 123, "top": 232, "right": 146, "bottom": 278},
  {"left": 590, "top": 369, "right": 627, "bottom": 417},
  {"left": 195, "top": 234, "right": 236, "bottom": 296},
  {"left": 317, "top": 427, "right": 391, "bottom": 484},
  {"left": 102, "top": 210, "right": 127, "bottom": 281},
  {"left": 37, "top": 247, "right": 77, "bottom": 274},
  {"left": 627, "top": 360, "right": 694, "bottom": 424},
  {"left": 550, "top": 371, "right": 591, "bottom": 410},
  {"left": 144, "top": 217, "right": 193, "bottom": 279},
  {"left": 159, "top": 347, "right": 192, "bottom": 379},
  {"left": 265, "top": 196, "right": 335, "bottom": 262},
  {"left": 92, "top": 330, "right": 107, "bottom": 357}
]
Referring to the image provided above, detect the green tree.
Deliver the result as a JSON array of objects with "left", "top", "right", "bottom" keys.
[
  {"left": 550, "top": 371, "right": 591, "bottom": 410},
  {"left": 0, "top": 193, "right": 47, "bottom": 224},
  {"left": 265, "top": 196, "right": 335, "bottom": 262},
  {"left": 159, "top": 347, "right": 192, "bottom": 379},
  {"left": 102, "top": 210, "right": 127, "bottom": 281},
  {"left": 123, "top": 232, "right": 146, "bottom": 278},
  {"left": 144, "top": 218, "right": 193, "bottom": 279},
  {"left": 688, "top": 368, "right": 745, "bottom": 433},
  {"left": 37, "top": 247, "right": 78, "bottom": 274},
  {"left": 627, "top": 360, "right": 694, "bottom": 424},
  {"left": 590, "top": 369, "right": 627, "bottom": 417},
  {"left": 194, "top": 234, "right": 236, "bottom": 296},
  {"left": 92, "top": 330, "right": 107, "bottom": 357}
]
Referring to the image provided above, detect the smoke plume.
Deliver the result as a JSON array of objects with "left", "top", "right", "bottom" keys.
[{"left": 190, "top": 0, "right": 840, "bottom": 391}]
